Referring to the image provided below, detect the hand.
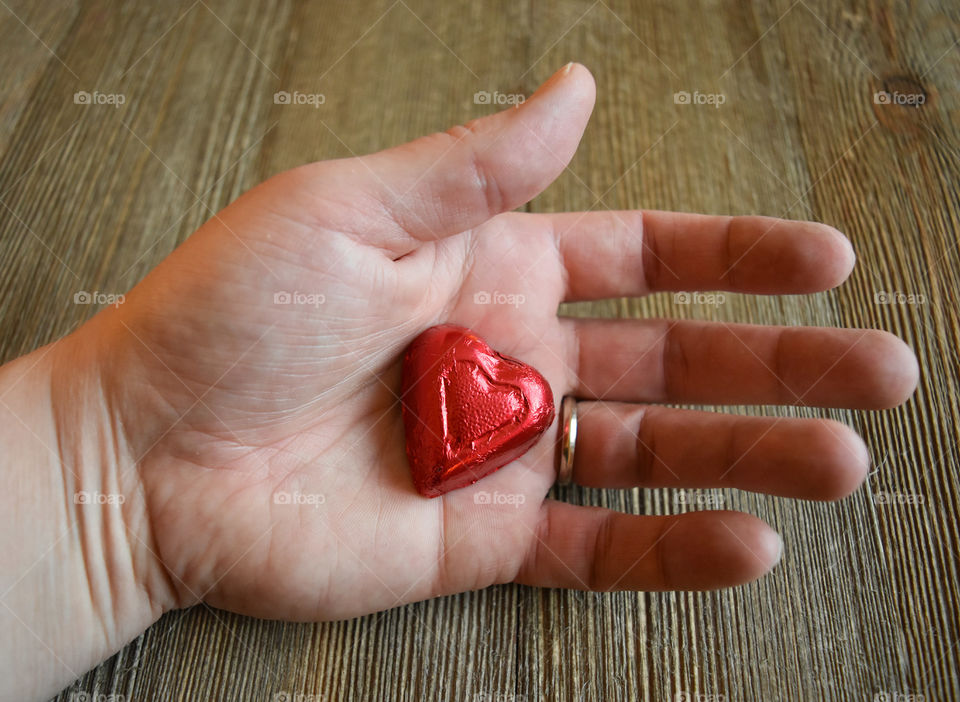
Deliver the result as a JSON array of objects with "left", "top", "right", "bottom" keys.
[{"left": 70, "top": 63, "right": 919, "bottom": 627}]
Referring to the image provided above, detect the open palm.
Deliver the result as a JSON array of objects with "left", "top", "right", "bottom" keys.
[{"left": 92, "top": 64, "right": 917, "bottom": 622}]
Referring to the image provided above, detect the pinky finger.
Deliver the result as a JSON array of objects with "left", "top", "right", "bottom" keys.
[{"left": 514, "top": 500, "right": 782, "bottom": 592}]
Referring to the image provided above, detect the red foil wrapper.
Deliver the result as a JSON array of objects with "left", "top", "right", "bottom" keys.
[{"left": 401, "top": 325, "right": 555, "bottom": 497}]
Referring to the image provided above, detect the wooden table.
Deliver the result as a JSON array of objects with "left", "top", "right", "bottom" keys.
[{"left": 1, "top": 1, "right": 956, "bottom": 700}]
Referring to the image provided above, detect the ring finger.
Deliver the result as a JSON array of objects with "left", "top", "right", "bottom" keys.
[{"left": 571, "top": 401, "right": 870, "bottom": 500}]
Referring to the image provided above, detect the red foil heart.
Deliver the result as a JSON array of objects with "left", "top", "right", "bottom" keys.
[{"left": 401, "top": 325, "right": 555, "bottom": 497}]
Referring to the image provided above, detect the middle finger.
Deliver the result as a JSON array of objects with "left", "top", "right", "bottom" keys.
[{"left": 564, "top": 319, "right": 917, "bottom": 409}]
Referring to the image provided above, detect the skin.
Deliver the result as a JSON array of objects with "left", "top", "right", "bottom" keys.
[{"left": 0, "top": 63, "right": 918, "bottom": 701}]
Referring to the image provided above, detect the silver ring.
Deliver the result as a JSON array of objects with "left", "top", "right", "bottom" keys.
[{"left": 557, "top": 396, "right": 577, "bottom": 485}]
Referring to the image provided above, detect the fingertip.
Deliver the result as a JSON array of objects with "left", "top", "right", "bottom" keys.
[
  {"left": 863, "top": 331, "right": 920, "bottom": 409},
  {"left": 563, "top": 62, "right": 597, "bottom": 104},
  {"left": 821, "top": 224, "right": 857, "bottom": 287},
  {"left": 788, "top": 221, "right": 856, "bottom": 291},
  {"left": 526, "top": 62, "right": 596, "bottom": 122},
  {"left": 800, "top": 419, "right": 871, "bottom": 500},
  {"left": 716, "top": 513, "right": 783, "bottom": 584},
  {"left": 726, "top": 217, "right": 857, "bottom": 294},
  {"left": 764, "top": 526, "right": 784, "bottom": 570},
  {"left": 540, "top": 62, "right": 595, "bottom": 95},
  {"left": 665, "top": 512, "right": 781, "bottom": 590}
]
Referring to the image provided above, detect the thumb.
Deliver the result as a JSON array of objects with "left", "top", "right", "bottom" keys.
[{"left": 332, "top": 63, "right": 596, "bottom": 248}]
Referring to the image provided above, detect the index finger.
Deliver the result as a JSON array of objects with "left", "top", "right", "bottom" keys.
[{"left": 544, "top": 210, "right": 856, "bottom": 300}]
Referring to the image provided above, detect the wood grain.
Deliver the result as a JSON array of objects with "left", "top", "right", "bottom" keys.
[{"left": 0, "top": 0, "right": 955, "bottom": 700}]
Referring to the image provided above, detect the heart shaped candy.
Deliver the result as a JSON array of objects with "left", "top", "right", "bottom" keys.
[{"left": 401, "top": 325, "right": 555, "bottom": 497}]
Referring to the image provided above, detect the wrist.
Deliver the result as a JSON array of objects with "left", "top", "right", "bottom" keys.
[
  {"left": 0, "top": 316, "right": 177, "bottom": 700},
  {"left": 51, "top": 313, "right": 181, "bottom": 615}
]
